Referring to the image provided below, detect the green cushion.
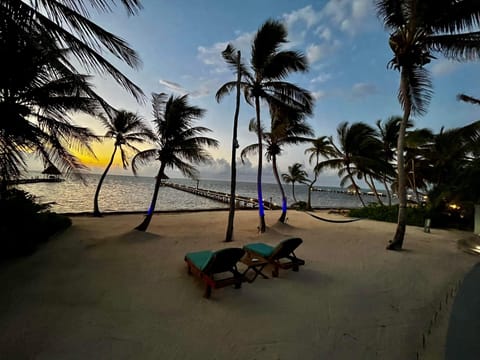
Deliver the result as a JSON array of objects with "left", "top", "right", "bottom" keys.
[
  {"left": 185, "top": 250, "right": 213, "bottom": 271},
  {"left": 244, "top": 243, "right": 274, "bottom": 258}
]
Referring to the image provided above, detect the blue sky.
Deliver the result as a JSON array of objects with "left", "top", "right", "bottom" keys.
[{"left": 68, "top": 0, "right": 480, "bottom": 185}]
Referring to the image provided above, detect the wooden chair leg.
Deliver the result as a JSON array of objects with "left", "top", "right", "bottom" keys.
[{"left": 204, "top": 285, "right": 212, "bottom": 298}]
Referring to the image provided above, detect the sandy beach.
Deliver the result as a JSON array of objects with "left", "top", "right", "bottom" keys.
[{"left": 0, "top": 210, "right": 478, "bottom": 359}]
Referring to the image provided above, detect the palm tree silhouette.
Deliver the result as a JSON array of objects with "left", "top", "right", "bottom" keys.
[
  {"left": 317, "top": 122, "right": 380, "bottom": 207},
  {"left": 282, "top": 163, "right": 309, "bottom": 204},
  {"left": 132, "top": 93, "right": 218, "bottom": 232},
  {"left": 241, "top": 104, "right": 313, "bottom": 223},
  {"left": 376, "top": 0, "right": 480, "bottom": 250},
  {"left": 304, "top": 136, "right": 335, "bottom": 210},
  {"left": 0, "top": 9, "right": 101, "bottom": 186},
  {"left": 3, "top": 0, "right": 144, "bottom": 102},
  {"left": 93, "top": 110, "right": 154, "bottom": 216},
  {"left": 216, "top": 19, "right": 313, "bottom": 232}
]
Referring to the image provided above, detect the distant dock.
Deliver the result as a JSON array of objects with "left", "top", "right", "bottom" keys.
[
  {"left": 162, "top": 182, "right": 279, "bottom": 209},
  {"left": 8, "top": 177, "right": 64, "bottom": 185}
]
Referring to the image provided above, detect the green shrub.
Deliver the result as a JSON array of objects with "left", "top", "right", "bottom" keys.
[
  {"left": 349, "top": 204, "right": 429, "bottom": 227},
  {"left": 0, "top": 188, "right": 71, "bottom": 259},
  {"left": 349, "top": 203, "right": 474, "bottom": 230}
]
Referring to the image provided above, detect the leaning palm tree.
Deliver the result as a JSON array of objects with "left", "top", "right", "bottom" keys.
[
  {"left": 3, "top": 0, "right": 144, "bottom": 103},
  {"left": 0, "top": 8, "right": 100, "bottom": 187},
  {"left": 241, "top": 104, "right": 313, "bottom": 223},
  {"left": 376, "top": 0, "right": 480, "bottom": 250},
  {"left": 282, "top": 163, "right": 309, "bottom": 204},
  {"left": 132, "top": 93, "right": 219, "bottom": 232},
  {"left": 317, "top": 122, "right": 380, "bottom": 207},
  {"left": 304, "top": 136, "right": 335, "bottom": 210},
  {"left": 216, "top": 20, "right": 313, "bottom": 233},
  {"left": 93, "top": 110, "right": 154, "bottom": 217}
]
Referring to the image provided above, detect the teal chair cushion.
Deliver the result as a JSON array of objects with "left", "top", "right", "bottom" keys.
[
  {"left": 244, "top": 243, "right": 274, "bottom": 258},
  {"left": 185, "top": 250, "right": 214, "bottom": 271}
]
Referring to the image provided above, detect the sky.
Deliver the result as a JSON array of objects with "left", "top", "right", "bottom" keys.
[{"left": 40, "top": 0, "right": 480, "bottom": 186}]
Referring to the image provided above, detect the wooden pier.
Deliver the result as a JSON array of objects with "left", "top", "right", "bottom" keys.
[{"left": 162, "top": 182, "right": 278, "bottom": 209}]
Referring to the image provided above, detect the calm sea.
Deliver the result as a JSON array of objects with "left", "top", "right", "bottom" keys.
[{"left": 17, "top": 173, "right": 378, "bottom": 214}]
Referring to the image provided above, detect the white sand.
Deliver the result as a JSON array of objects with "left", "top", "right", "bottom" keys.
[{"left": 0, "top": 210, "right": 477, "bottom": 359}]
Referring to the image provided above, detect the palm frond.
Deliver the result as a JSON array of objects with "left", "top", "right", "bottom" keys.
[
  {"left": 131, "top": 148, "right": 158, "bottom": 175},
  {"left": 399, "top": 66, "right": 432, "bottom": 116},
  {"left": 428, "top": 32, "right": 480, "bottom": 62}
]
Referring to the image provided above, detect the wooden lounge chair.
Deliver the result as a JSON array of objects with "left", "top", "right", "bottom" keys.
[
  {"left": 243, "top": 237, "right": 305, "bottom": 277},
  {"left": 184, "top": 247, "right": 245, "bottom": 298}
]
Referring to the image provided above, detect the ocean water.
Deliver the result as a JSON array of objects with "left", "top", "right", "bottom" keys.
[{"left": 17, "top": 173, "right": 381, "bottom": 214}]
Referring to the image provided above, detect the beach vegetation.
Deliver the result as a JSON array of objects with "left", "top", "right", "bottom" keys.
[
  {"left": 216, "top": 19, "right": 313, "bottom": 233},
  {"left": 132, "top": 93, "right": 219, "bottom": 231},
  {"left": 93, "top": 110, "right": 154, "bottom": 217},
  {"left": 376, "top": 0, "right": 480, "bottom": 250},
  {"left": 0, "top": 188, "right": 71, "bottom": 259}
]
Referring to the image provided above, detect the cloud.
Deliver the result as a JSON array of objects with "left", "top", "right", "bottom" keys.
[
  {"left": 158, "top": 79, "right": 210, "bottom": 98},
  {"left": 351, "top": 82, "right": 377, "bottom": 98},
  {"left": 431, "top": 60, "right": 461, "bottom": 76},
  {"left": 197, "top": 31, "right": 254, "bottom": 73},
  {"left": 310, "top": 73, "right": 332, "bottom": 83},
  {"left": 312, "top": 90, "right": 327, "bottom": 100},
  {"left": 305, "top": 41, "right": 340, "bottom": 64},
  {"left": 322, "top": 0, "right": 374, "bottom": 34},
  {"left": 283, "top": 5, "right": 321, "bottom": 29}
]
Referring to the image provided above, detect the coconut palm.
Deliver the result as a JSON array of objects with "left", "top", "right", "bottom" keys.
[
  {"left": 376, "top": 0, "right": 480, "bottom": 250},
  {"left": 241, "top": 104, "right": 313, "bottom": 223},
  {"left": 132, "top": 93, "right": 219, "bottom": 232},
  {"left": 216, "top": 20, "right": 313, "bottom": 233},
  {"left": 218, "top": 46, "right": 242, "bottom": 242},
  {"left": 317, "top": 122, "right": 380, "bottom": 207},
  {"left": 375, "top": 116, "right": 403, "bottom": 205},
  {"left": 304, "top": 136, "right": 335, "bottom": 210},
  {"left": 0, "top": 8, "right": 101, "bottom": 187},
  {"left": 282, "top": 163, "right": 309, "bottom": 204},
  {"left": 2, "top": 0, "right": 144, "bottom": 102},
  {"left": 93, "top": 110, "right": 154, "bottom": 217}
]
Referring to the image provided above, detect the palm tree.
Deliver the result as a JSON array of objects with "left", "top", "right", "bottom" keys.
[
  {"left": 282, "top": 163, "right": 309, "bottom": 204},
  {"left": 93, "top": 110, "right": 154, "bottom": 217},
  {"left": 376, "top": 0, "right": 480, "bottom": 250},
  {"left": 241, "top": 104, "right": 313, "bottom": 223},
  {"left": 317, "top": 122, "right": 380, "bottom": 207},
  {"left": 0, "top": 8, "right": 101, "bottom": 187},
  {"left": 375, "top": 116, "right": 403, "bottom": 205},
  {"left": 216, "top": 20, "right": 313, "bottom": 233},
  {"left": 304, "top": 136, "right": 335, "bottom": 210},
  {"left": 132, "top": 93, "right": 219, "bottom": 232},
  {"left": 3, "top": 0, "right": 144, "bottom": 102},
  {"left": 218, "top": 46, "right": 242, "bottom": 242}
]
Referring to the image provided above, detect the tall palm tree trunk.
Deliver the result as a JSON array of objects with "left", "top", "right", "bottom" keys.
[
  {"left": 272, "top": 155, "right": 287, "bottom": 223},
  {"left": 383, "top": 176, "right": 392, "bottom": 206},
  {"left": 347, "top": 167, "right": 366, "bottom": 207},
  {"left": 93, "top": 145, "right": 118, "bottom": 217},
  {"left": 225, "top": 51, "right": 242, "bottom": 242},
  {"left": 135, "top": 163, "right": 166, "bottom": 232},
  {"left": 291, "top": 181, "right": 297, "bottom": 203},
  {"left": 388, "top": 72, "right": 410, "bottom": 250},
  {"left": 366, "top": 174, "right": 384, "bottom": 205},
  {"left": 255, "top": 96, "right": 266, "bottom": 232}
]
